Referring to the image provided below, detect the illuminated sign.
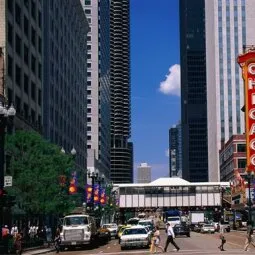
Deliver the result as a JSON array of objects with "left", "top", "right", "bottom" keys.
[{"left": 238, "top": 50, "right": 255, "bottom": 172}]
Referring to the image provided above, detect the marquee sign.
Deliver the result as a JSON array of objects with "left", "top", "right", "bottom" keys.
[{"left": 238, "top": 49, "right": 255, "bottom": 172}]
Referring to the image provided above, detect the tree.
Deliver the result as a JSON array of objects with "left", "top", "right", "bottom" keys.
[{"left": 5, "top": 130, "right": 78, "bottom": 216}]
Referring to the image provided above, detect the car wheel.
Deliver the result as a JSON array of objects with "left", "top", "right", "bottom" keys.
[
  {"left": 227, "top": 229, "right": 230, "bottom": 232},
  {"left": 121, "top": 247, "right": 125, "bottom": 250},
  {"left": 187, "top": 233, "right": 190, "bottom": 237}
]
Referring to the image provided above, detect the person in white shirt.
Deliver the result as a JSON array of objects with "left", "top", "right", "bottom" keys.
[{"left": 164, "top": 222, "right": 180, "bottom": 252}]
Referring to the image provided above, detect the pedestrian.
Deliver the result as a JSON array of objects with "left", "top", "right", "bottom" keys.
[
  {"left": 14, "top": 233, "right": 23, "bottom": 255},
  {"left": 54, "top": 227, "right": 61, "bottom": 253},
  {"left": 218, "top": 224, "right": 226, "bottom": 251},
  {"left": 11, "top": 224, "right": 18, "bottom": 237},
  {"left": 2, "top": 224, "right": 10, "bottom": 254},
  {"left": 150, "top": 225, "right": 164, "bottom": 253},
  {"left": 164, "top": 222, "right": 180, "bottom": 252},
  {"left": 46, "top": 226, "right": 52, "bottom": 247},
  {"left": 244, "top": 222, "right": 255, "bottom": 251}
]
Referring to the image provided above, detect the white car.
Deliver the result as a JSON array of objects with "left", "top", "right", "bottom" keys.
[
  {"left": 102, "top": 223, "right": 118, "bottom": 239},
  {"left": 200, "top": 224, "right": 215, "bottom": 234},
  {"left": 120, "top": 226, "right": 150, "bottom": 250}
]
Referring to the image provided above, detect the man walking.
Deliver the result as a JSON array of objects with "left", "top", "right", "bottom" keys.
[
  {"left": 244, "top": 221, "right": 255, "bottom": 251},
  {"left": 164, "top": 222, "right": 180, "bottom": 252}
]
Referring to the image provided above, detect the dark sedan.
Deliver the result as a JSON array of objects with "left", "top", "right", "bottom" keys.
[{"left": 173, "top": 224, "right": 190, "bottom": 237}]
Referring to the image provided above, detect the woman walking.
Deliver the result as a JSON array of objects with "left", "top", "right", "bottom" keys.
[
  {"left": 54, "top": 227, "right": 61, "bottom": 253},
  {"left": 150, "top": 225, "right": 164, "bottom": 253}
]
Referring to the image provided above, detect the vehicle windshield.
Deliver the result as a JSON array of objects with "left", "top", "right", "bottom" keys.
[
  {"left": 103, "top": 224, "right": 117, "bottom": 229},
  {"left": 64, "top": 216, "right": 88, "bottom": 226},
  {"left": 138, "top": 221, "right": 152, "bottom": 226},
  {"left": 127, "top": 219, "right": 140, "bottom": 225},
  {"left": 122, "top": 228, "right": 147, "bottom": 235},
  {"left": 204, "top": 224, "right": 213, "bottom": 227},
  {"left": 167, "top": 217, "right": 180, "bottom": 221}
]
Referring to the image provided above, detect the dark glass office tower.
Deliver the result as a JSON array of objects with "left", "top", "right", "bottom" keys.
[
  {"left": 180, "top": 0, "right": 208, "bottom": 182},
  {"left": 110, "top": 0, "right": 133, "bottom": 183}
]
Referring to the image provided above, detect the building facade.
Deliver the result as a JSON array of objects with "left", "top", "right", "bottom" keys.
[
  {"left": 42, "top": 0, "right": 89, "bottom": 172},
  {"left": 81, "top": 0, "right": 111, "bottom": 182},
  {"left": 180, "top": 0, "right": 253, "bottom": 182},
  {"left": 110, "top": 0, "right": 133, "bottom": 183},
  {"left": 0, "top": 0, "right": 43, "bottom": 131},
  {"left": 169, "top": 123, "right": 182, "bottom": 177},
  {"left": 137, "top": 163, "right": 151, "bottom": 183},
  {"left": 219, "top": 134, "right": 246, "bottom": 181},
  {"left": 180, "top": 0, "right": 208, "bottom": 182}
]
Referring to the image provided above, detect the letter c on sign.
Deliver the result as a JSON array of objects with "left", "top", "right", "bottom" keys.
[
  {"left": 251, "top": 139, "right": 255, "bottom": 150},
  {"left": 249, "top": 109, "right": 255, "bottom": 120},
  {"left": 248, "top": 63, "right": 255, "bottom": 75}
]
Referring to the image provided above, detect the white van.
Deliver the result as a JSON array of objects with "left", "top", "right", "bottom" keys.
[{"left": 60, "top": 214, "right": 97, "bottom": 249}]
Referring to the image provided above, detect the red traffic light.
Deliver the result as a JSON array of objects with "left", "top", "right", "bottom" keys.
[{"left": 0, "top": 188, "right": 7, "bottom": 197}]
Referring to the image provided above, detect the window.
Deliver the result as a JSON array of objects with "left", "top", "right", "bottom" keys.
[
  {"left": 7, "top": 88, "right": 13, "bottom": 106},
  {"left": 85, "top": 0, "right": 91, "bottom": 5},
  {"left": 31, "top": 26, "right": 36, "bottom": 47},
  {"left": 38, "top": 62, "right": 42, "bottom": 80},
  {"left": 31, "top": 55, "right": 36, "bottom": 74},
  {"left": 85, "top": 9, "right": 91, "bottom": 14},
  {"left": 87, "top": 63, "right": 91, "bottom": 68},
  {"left": 8, "top": 23, "right": 13, "bottom": 45},
  {"left": 24, "top": 16, "right": 29, "bottom": 37},
  {"left": 31, "top": 0, "right": 36, "bottom": 20},
  {"left": 8, "top": 0, "right": 13, "bottom": 13},
  {"left": 87, "top": 36, "right": 91, "bottom": 42},
  {"left": 24, "top": 0, "right": 29, "bottom": 9},
  {"left": 24, "top": 44, "right": 29, "bottom": 65},
  {"left": 238, "top": 159, "right": 246, "bottom": 169},
  {"left": 15, "top": 64, "right": 21, "bottom": 87},
  {"left": 23, "top": 73, "right": 29, "bottom": 94},
  {"left": 15, "top": 3, "right": 21, "bottom": 26},
  {"left": 31, "top": 109, "right": 35, "bottom": 123},
  {"left": 23, "top": 103, "right": 29, "bottom": 119},
  {"left": 15, "top": 95, "right": 21, "bottom": 114},
  {"left": 38, "top": 89, "right": 41, "bottom": 106},
  {"left": 237, "top": 144, "right": 246, "bottom": 153},
  {"left": 38, "top": 10, "right": 42, "bottom": 28},
  {"left": 31, "top": 81, "right": 36, "bottom": 100},
  {"left": 15, "top": 34, "right": 21, "bottom": 56},
  {"left": 8, "top": 55, "right": 13, "bottom": 78},
  {"left": 38, "top": 37, "right": 42, "bottom": 54}
]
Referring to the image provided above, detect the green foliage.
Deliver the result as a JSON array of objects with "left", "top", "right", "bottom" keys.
[{"left": 5, "top": 130, "right": 77, "bottom": 216}]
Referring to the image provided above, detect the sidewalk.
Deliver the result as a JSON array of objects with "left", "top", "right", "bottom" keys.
[{"left": 23, "top": 247, "right": 55, "bottom": 255}]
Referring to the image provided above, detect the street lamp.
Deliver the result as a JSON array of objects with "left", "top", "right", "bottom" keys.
[
  {"left": 87, "top": 170, "right": 99, "bottom": 212},
  {"left": 0, "top": 103, "right": 16, "bottom": 241},
  {"left": 246, "top": 171, "right": 254, "bottom": 226}
]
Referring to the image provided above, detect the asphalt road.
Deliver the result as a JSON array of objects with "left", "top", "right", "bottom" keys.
[{"left": 29, "top": 230, "right": 255, "bottom": 255}]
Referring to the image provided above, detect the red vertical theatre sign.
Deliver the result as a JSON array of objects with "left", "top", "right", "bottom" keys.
[{"left": 238, "top": 49, "right": 255, "bottom": 172}]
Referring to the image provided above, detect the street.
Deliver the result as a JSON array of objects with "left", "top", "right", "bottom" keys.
[{"left": 24, "top": 230, "right": 255, "bottom": 255}]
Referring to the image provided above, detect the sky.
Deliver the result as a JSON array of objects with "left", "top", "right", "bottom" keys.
[{"left": 130, "top": 0, "right": 180, "bottom": 182}]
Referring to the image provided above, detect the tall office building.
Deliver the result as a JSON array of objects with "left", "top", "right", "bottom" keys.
[
  {"left": 180, "top": 0, "right": 208, "bottom": 182},
  {"left": 169, "top": 122, "right": 182, "bottom": 177},
  {"left": 43, "top": 0, "right": 89, "bottom": 172},
  {"left": 180, "top": 0, "right": 253, "bottom": 182},
  {"left": 137, "top": 163, "right": 151, "bottom": 183},
  {"left": 0, "top": 0, "right": 43, "bottom": 131},
  {"left": 110, "top": 0, "right": 133, "bottom": 183},
  {"left": 81, "top": 0, "right": 111, "bottom": 182}
]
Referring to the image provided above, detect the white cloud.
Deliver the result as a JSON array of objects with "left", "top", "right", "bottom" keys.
[{"left": 159, "top": 64, "right": 180, "bottom": 96}]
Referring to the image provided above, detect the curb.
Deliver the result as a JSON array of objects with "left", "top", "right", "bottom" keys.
[{"left": 23, "top": 248, "right": 55, "bottom": 255}]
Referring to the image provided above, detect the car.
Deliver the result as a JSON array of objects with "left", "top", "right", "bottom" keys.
[
  {"left": 173, "top": 224, "right": 190, "bottom": 237},
  {"left": 219, "top": 222, "right": 231, "bottom": 232},
  {"left": 97, "top": 227, "right": 111, "bottom": 243},
  {"left": 120, "top": 226, "right": 150, "bottom": 250},
  {"left": 102, "top": 223, "right": 118, "bottom": 239},
  {"left": 138, "top": 219, "right": 154, "bottom": 232},
  {"left": 194, "top": 223, "right": 205, "bottom": 232},
  {"left": 117, "top": 225, "right": 132, "bottom": 242},
  {"left": 127, "top": 217, "right": 140, "bottom": 225},
  {"left": 200, "top": 224, "right": 215, "bottom": 234}
]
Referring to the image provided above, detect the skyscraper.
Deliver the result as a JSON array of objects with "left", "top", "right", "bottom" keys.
[
  {"left": 169, "top": 123, "right": 182, "bottom": 177},
  {"left": 43, "top": 0, "right": 89, "bottom": 172},
  {"left": 0, "top": 0, "right": 43, "bottom": 131},
  {"left": 137, "top": 163, "right": 151, "bottom": 183},
  {"left": 180, "top": 0, "right": 252, "bottom": 182},
  {"left": 180, "top": 0, "right": 208, "bottom": 182},
  {"left": 81, "top": 0, "right": 111, "bottom": 182},
  {"left": 110, "top": 0, "right": 133, "bottom": 183}
]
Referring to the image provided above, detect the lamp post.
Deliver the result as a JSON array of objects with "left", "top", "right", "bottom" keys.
[
  {"left": 87, "top": 170, "right": 98, "bottom": 212},
  {"left": 0, "top": 103, "right": 16, "bottom": 242},
  {"left": 246, "top": 171, "right": 254, "bottom": 226}
]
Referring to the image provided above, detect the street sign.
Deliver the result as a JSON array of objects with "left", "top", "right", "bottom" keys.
[{"left": 4, "top": 176, "right": 12, "bottom": 187}]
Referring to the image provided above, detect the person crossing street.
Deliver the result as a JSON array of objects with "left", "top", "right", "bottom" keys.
[{"left": 164, "top": 222, "right": 180, "bottom": 252}]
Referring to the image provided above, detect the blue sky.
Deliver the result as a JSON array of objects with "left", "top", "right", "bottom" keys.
[{"left": 130, "top": 0, "right": 180, "bottom": 181}]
